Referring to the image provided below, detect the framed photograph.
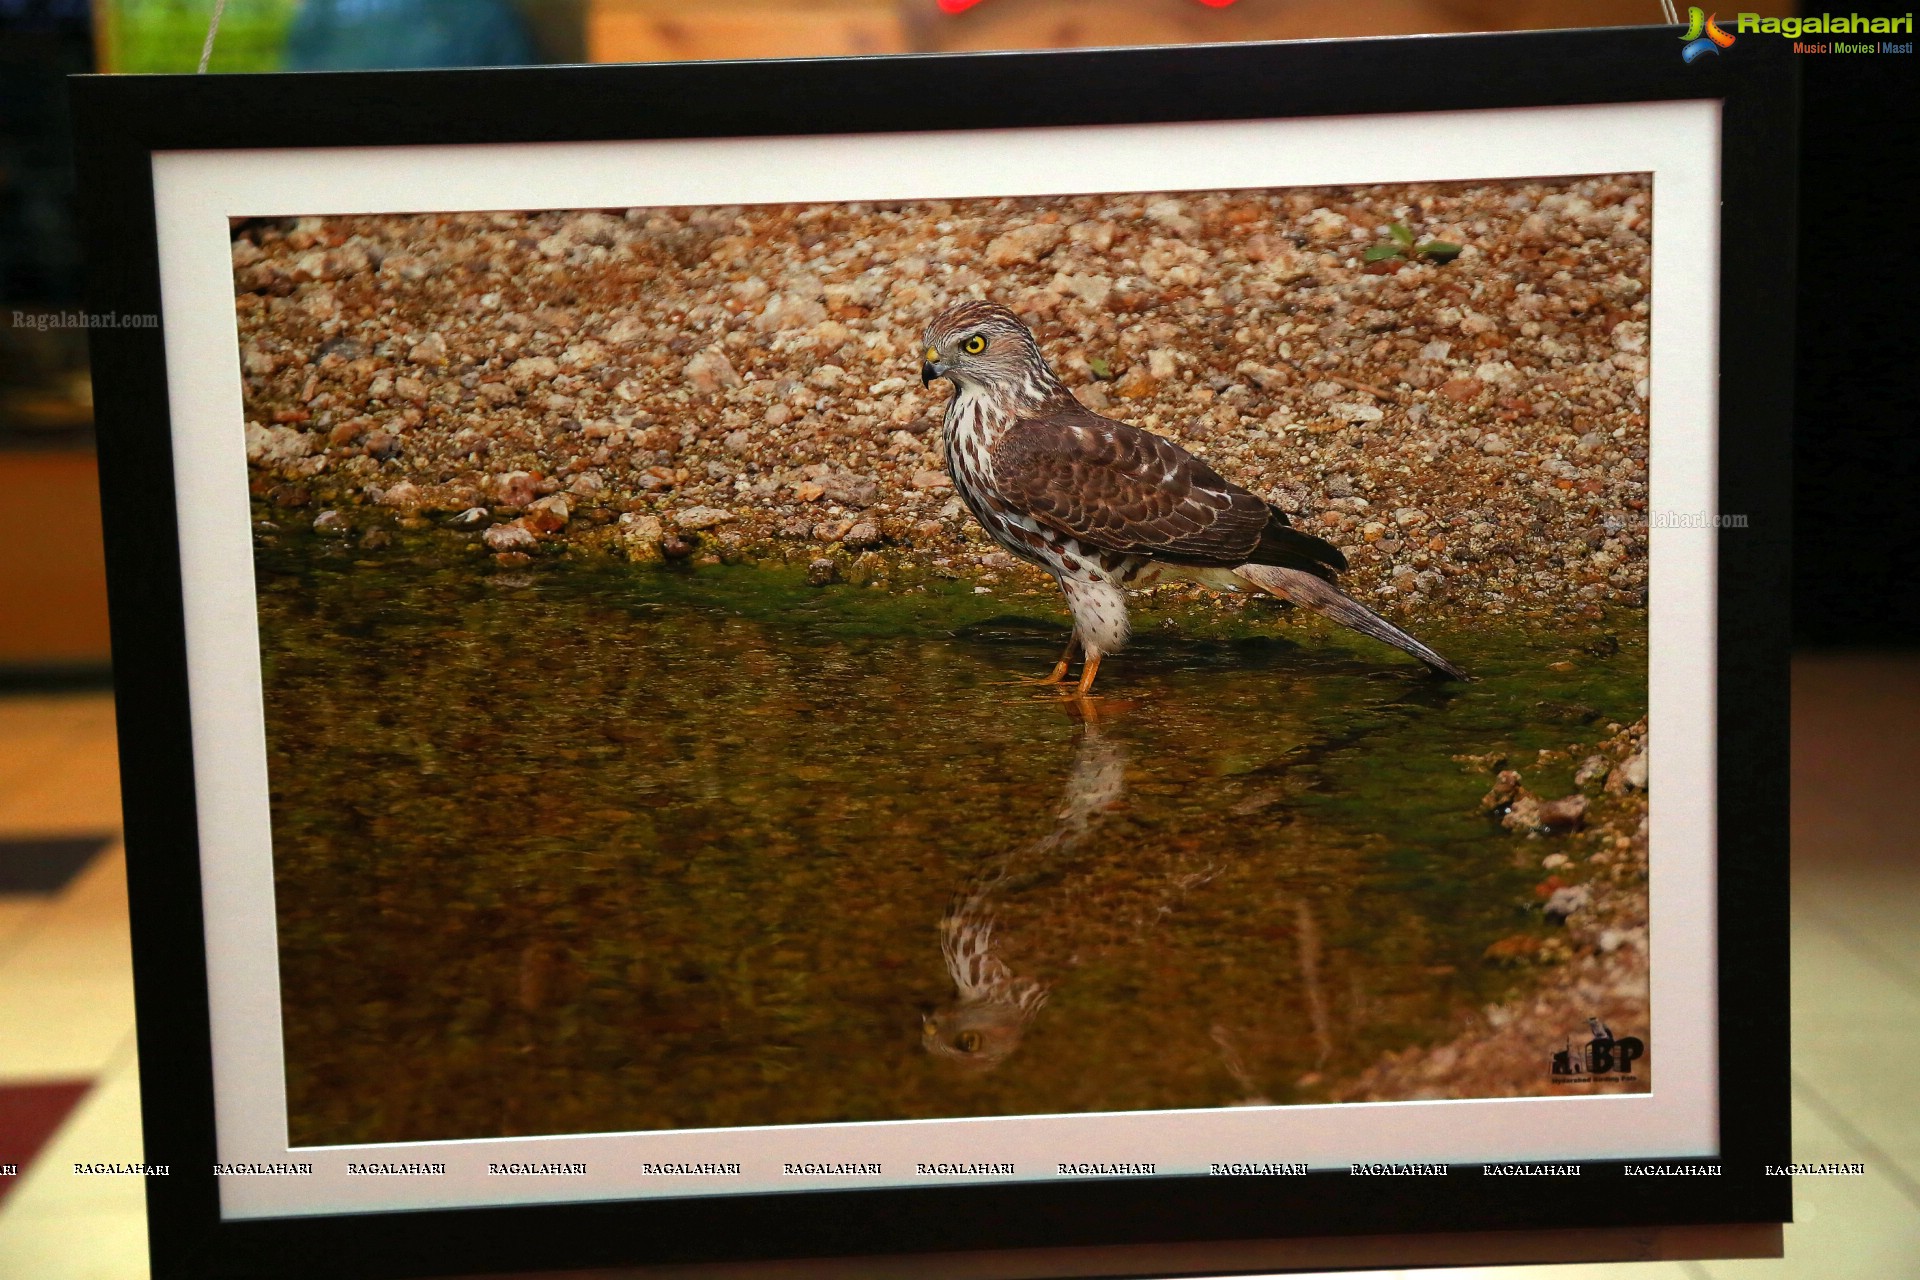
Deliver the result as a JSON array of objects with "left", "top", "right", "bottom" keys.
[{"left": 72, "top": 24, "right": 1794, "bottom": 1280}]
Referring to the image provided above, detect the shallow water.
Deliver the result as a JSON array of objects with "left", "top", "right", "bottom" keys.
[{"left": 255, "top": 533, "right": 1647, "bottom": 1147}]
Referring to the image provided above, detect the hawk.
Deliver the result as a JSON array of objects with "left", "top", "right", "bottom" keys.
[{"left": 919, "top": 300, "right": 1466, "bottom": 694}]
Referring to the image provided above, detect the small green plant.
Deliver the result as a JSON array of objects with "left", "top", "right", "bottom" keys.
[
  {"left": 1363, "top": 223, "right": 1463, "bottom": 265},
  {"left": 1087, "top": 356, "right": 1113, "bottom": 380}
]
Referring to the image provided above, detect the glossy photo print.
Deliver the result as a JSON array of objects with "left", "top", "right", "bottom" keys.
[{"left": 238, "top": 176, "right": 1656, "bottom": 1149}]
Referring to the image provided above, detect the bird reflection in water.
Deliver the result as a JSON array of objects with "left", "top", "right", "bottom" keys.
[{"left": 921, "top": 712, "right": 1126, "bottom": 1070}]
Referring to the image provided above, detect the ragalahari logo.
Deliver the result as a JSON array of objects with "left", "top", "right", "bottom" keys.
[{"left": 1680, "top": 8, "right": 1737, "bottom": 61}]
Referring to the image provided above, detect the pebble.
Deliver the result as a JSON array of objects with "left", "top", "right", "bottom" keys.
[
  {"left": 523, "top": 494, "right": 570, "bottom": 533},
  {"left": 1481, "top": 770, "right": 1525, "bottom": 813},
  {"left": 1536, "top": 794, "right": 1588, "bottom": 832},
  {"left": 312, "top": 509, "right": 349, "bottom": 535},
  {"left": 488, "top": 471, "right": 539, "bottom": 507},
  {"left": 1573, "top": 754, "right": 1610, "bottom": 788},
  {"left": 483, "top": 523, "right": 536, "bottom": 552},
  {"left": 806, "top": 557, "right": 839, "bottom": 586},
  {"left": 822, "top": 473, "right": 880, "bottom": 508},
  {"left": 984, "top": 223, "right": 1065, "bottom": 266},
  {"left": 1543, "top": 885, "right": 1590, "bottom": 923},
  {"left": 685, "top": 347, "right": 742, "bottom": 393},
  {"left": 676, "top": 505, "right": 733, "bottom": 530},
  {"left": 1608, "top": 752, "right": 1648, "bottom": 793}
]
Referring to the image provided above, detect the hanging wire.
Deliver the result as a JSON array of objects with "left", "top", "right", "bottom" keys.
[
  {"left": 1659, "top": 0, "right": 1680, "bottom": 24},
  {"left": 197, "top": 0, "right": 230, "bottom": 74}
]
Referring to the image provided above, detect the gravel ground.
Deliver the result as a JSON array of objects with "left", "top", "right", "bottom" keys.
[
  {"left": 1336, "top": 717, "right": 1652, "bottom": 1101},
  {"left": 234, "top": 175, "right": 1652, "bottom": 621}
]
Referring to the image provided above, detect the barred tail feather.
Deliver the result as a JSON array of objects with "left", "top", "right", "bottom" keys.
[{"left": 1234, "top": 563, "right": 1468, "bottom": 680}]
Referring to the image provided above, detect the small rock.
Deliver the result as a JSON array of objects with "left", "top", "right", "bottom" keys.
[
  {"left": 617, "top": 512, "right": 665, "bottom": 563},
  {"left": 358, "top": 528, "right": 392, "bottom": 551},
  {"left": 685, "top": 346, "right": 742, "bottom": 393},
  {"left": 375, "top": 480, "right": 424, "bottom": 511},
  {"left": 660, "top": 532, "right": 698, "bottom": 560},
  {"left": 677, "top": 506, "right": 732, "bottom": 531},
  {"left": 1536, "top": 794, "right": 1588, "bottom": 832},
  {"left": 822, "top": 473, "right": 880, "bottom": 508},
  {"left": 793, "top": 481, "right": 826, "bottom": 503},
  {"left": 1608, "top": 751, "right": 1649, "bottom": 792},
  {"left": 523, "top": 494, "right": 569, "bottom": 533},
  {"left": 1114, "top": 365, "right": 1156, "bottom": 398},
  {"left": 806, "top": 557, "right": 839, "bottom": 586},
  {"left": 483, "top": 522, "right": 537, "bottom": 552},
  {"left": 312, "top": 509, "right": 349, "bottom": 535},
  {"left": 1543, "top": 885, "right": 1590, "bottom": 923},
  {"left": 1480, "top": 770, "right": 1526, "bottom": 813},
  {"left": 1573, "top": 754, "right": 1610, "bottom": 789},
  {"left": 406, "top": 332, "right": 448, "bottom": 366},
  {"left": 1479, "top": 434, "right": 1511, "bottom": 455},
  {"left": 507, "top": 355, "right": 558, "bottom": 386},
  {"left": 488, "top": 470, "right": 540, "bottom": 507},
  {"left": 985, "top": 223, "right": 1065, "bottom": 266},
  {"left": 843, "top": 520, "right": 882, "bottom": 548},
  {"left": 1542, "top": 853, "right": 1570, "bottom": 870},
  {"left": 362, "top": 430, "right": 401, "bottom": 461},
  {"left": 911, "top": 469, "right": 950, "bottom": 490},
  {"left": 1501, "top": 795, "right": 1545, "bottom": 833},
  {"left": 1052, "top": 272, "right": 1113, "bottom": 307},
  {"left": 1392, "top": 507, "right": 1429, "bottom": 527},
  {"left": 244, "top": 422, "right": 313, "bottom": 465}
]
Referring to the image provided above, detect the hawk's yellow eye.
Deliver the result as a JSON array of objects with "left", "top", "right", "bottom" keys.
[
  {"left": 962, "top": 334, "right": 988, "bottom": 355},
  {"left": 955, "top": 1030, "right": 983, "bottom": 1053}
]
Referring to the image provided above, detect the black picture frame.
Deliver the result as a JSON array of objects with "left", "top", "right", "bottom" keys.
[{"left": 70, "top": 24, "right": 1794, "bottom": 1280}]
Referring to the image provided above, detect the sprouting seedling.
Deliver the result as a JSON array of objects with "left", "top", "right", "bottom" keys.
[
  {"left": 1087, "top": 356, "right": 1113, "bottom": 380},
  {"left": 1362, "top": 222, "right": 1463, "bottom": 265}
]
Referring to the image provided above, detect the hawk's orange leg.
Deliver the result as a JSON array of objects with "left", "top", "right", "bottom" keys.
[
  {"left": 1074, "top": 652, "right": 1103, "bottom": 697},
  {"left": 999, "top": 631, "right": 1078, "bottom": 686}
]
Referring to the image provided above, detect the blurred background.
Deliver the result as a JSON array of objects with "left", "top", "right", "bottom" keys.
[{"left": 0, "top": 2, "right": 1914, "bottom": 1278}]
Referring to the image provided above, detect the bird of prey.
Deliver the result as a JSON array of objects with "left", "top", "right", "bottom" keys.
[{"left": 919, "top": 300, "right": 1467, "bottom": 694}]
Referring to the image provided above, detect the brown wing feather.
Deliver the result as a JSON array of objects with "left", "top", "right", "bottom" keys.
[{"left": 991, "top": 404, "right": 1342, "bottom": 577}]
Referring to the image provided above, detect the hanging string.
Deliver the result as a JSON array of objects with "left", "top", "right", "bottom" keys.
[
  {"left": 197, "top": 0, "right": 230, "bottom": 74},
  {"left": 1659, "top": 0, "right": 1680, "bottom": 24}
]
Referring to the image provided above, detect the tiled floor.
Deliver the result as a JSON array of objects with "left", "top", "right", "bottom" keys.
[{"left": 0, "top": 660, "right": 1914, "bottom": 1279}]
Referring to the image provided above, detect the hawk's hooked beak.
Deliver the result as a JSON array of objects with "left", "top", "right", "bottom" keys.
[{"left": 920, "top": 344, "right": 946, "bottom": 388}]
